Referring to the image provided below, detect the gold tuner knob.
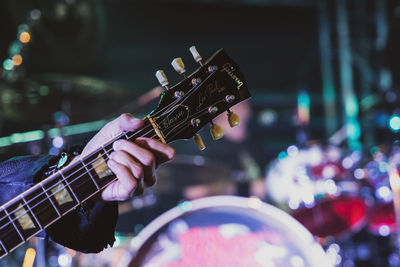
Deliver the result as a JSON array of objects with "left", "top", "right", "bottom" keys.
[
  {"left": 210, "top": 122, "right": 224, "bottom": 140},
  {"left": 228, "top": 110, "right": 241, "bottom": 128},
  {"left": 194, "top": 134, "right": 206, "bottom": 150},
  {"left": 155, "top": 70, "right": 169, "bottom": 88},
  {"left": 171, "top": 58, "right": 186, "bottom": 75},
  {"left": 189, "top": 46, "right": 203, "bottom": 64}
]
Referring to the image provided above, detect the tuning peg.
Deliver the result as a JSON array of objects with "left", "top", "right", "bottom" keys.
[
  {"left": 189, "top": 46, "right": 203, "bottom": 65},
  {"left": 193, "top": 134, "right": 206, "bottom": 150},
  {"left": 228, "top": 110, "right": 241, "bottom": 128},
  {"left": 171, "top": 58, "right": 186, "bottom": 75},
  {"left": 155, "top": 70, "right": 169, "bottom": 89},
  {"left": 210, "top": 122, "right": 224, "bottom": 140}
]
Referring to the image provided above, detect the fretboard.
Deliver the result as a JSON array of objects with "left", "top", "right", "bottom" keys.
[{"left": 0, "top": 117, "right": 160, "bottom": 258}]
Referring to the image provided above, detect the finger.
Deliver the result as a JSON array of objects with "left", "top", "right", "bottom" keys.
[
  {"left": 110, "top": 150, "right": 152, "bottom": 188},
  {"left": 113, "top": 139, "right": 156, "bottom": 188},
  {"left": 135, "top": 137, "right": 176, "bottom": 166},
  {"left": 113, "top": 140, "right": 156, "bottom": 167},
  {"left": 104, "top": 159, "right": 137, "bottom": 200},
  {"left": 102, "top": 113, "right": 144, "bottom": 138},
  {"left": 109, "top": 151, "right": 144, "bottom": 180}
]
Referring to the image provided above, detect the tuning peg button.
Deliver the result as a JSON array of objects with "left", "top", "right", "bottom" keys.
[
  {"left": 155, "top": 70, "right": 169, "bottom": 88},
  {"left": 210, "top": 122, "right": 224, "bottom": 140},
  {"left": 228, "top": 110, "right": 241, "bottom": 128},
  {"left": 225, "top": 95, "right": 236, "bottom": 103},
  {"left": 189, "top": 46, "right": 202, "bottom": 63},
  {"left": 194, "top": 134, "right": 206, "bottom": 150},
  {"left": 171, "top": 58, "right": 186, "bottom": 74},
  {"left": 191, "top": 118, "right": 201, "bottom": 127}
]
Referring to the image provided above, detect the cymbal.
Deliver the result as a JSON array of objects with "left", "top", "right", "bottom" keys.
[{"left": 0, "top": 74, "right": 135, "bottom": 124}]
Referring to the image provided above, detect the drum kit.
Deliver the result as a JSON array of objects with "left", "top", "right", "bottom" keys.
[
  {"left": 2, "top": 141, "right": 400, "bottom": 266},
  {"left": 266, "top": 143, "right": 400, "bottom": 266}
]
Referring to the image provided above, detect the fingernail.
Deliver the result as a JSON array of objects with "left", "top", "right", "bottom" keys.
[
  {"left": 108, "top": 159, "right": 116, "bottom": 166},
  {"left": 113, "top": 140, "right": 122, "bottom": 150}
]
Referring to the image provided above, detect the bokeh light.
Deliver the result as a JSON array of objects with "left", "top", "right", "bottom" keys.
[
  {"left": 12, "top": 54, "right": 23, "bottom": 66},
  {"left": 19, "top": 32, "right": 31, "bottom": 43},
  {"left": 389, "top": 114, "right": 400, "bottom": 132}
]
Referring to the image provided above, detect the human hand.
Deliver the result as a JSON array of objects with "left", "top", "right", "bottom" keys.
[{"left": 80, "top": 113, "right": 175, "bottom": 201}]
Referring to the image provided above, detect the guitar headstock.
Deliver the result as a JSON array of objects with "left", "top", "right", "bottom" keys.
[{"left": 149, "top": 47, "right": 251, "bottom": 149}]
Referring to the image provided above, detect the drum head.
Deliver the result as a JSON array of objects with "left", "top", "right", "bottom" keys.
[{"left": 128, "top": 196, "right": 331, "bottom": 267}]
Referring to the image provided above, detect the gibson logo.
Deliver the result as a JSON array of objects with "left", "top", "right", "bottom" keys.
[
  {"left": 198, "top": 80, "right": 226, "bottom": 109},
  {"left": 158, "top": 105, "right": 189, "bottom": 131},
  {"left": 220, "top": 63, "right": 243, "bottom": 89}
]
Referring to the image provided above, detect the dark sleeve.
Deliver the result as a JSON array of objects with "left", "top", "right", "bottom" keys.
[{"left": 0, "top": 155, "right": 118, "bottom": 253}]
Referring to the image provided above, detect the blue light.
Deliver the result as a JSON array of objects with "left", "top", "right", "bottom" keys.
[
  {"left": 389, "top": 115, "right": 400, "bottom": 132},
  {"left": 3, "top": 59, "right": 14, "bottom": 71}
]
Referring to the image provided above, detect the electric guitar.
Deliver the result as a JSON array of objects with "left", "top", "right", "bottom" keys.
[{"left": 0, "top": 47, "right": 250, "bottom": 259}]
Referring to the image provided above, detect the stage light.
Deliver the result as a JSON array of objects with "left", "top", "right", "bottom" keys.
[
  {"left": 376, "top": 186, "right": 392, "bottom": 202},
  {"left": 57, "top": 254, "right": 71, "bottom": 267},
  {"left": 52, "top": 136, "right": 64, "bottom": 148},
  {"left": 9, "top": 41, "right": 21, "bottom": 54},
  {"left": 353, "top": 168, "right": 366, "bottom": 179},
  {"left": 342, "top": 157, "right": 353, "bottom": 169},
  {"left": 30, "top": 9, "right": 41, "bottom": 20},
  {"left": 378, "top": 225, "right": 391, "bottom": 236},
  {"left": 12, "top": 54, "right": 23, "bottom": 66},
  {"left": 389, "top": 114, "right": 400, "bottom": 132},
  {"left": 10, "top": 130, "right": 44, "bottom": 143},
  {"left": 22, "top": 248, "right": 36, "bottom": 267},
  {"left": 287, "top": 145, "right": 298, "bottom": 157},
  {"left": 297, "top": 90, "right": 310, "bottom": 125},
  {"left": 3, "top": 59, "right": 14, "bottom": 71},
  {"left": 19, "top": 32, "right": 31, "bottom": 43}
]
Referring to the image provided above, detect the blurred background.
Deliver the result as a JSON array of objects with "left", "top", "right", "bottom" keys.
[{"left": 2, "top": 0, "right": 400, "bottom": 266}]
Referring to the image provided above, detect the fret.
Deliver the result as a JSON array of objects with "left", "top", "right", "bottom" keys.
[
  {"left": 39, "top": 183, "right": 61, "bottom": 217},
  {"left": 83, "top": 150, "right": 116, "bottom": 188},
  {"left": 60, "top": 172, "right": 80, "bottom": 204},
  {"left": 0, "top": 208, "right": 23, "bottom": 255},
  {"left": 101, "top": 145, "right": 111, "bottom": 158},
  {"left": 124, "top": 132, "right": 131, "bottom": 140},
  {"left": 63, "top": 162, "right": 99, "bottom": 202},
  {"left": 42, "top": 175, "right": 79, "bottom": 215},
  {"left": 6, "top": 199, "right": 41, "bottom": 240},
  {"left": 81, "top": 159, "right": 100, "bottom": 190},
  {"left": 3, "top": 208, "right": 24, "bottom": 242},
  {"left": 21, "top": 197, "right": 42, "bottom": 230},
  {"left": 0, "top": 240, "right": 7, "bottom": 258},
  {"left": 26, "top": 185, "right": 61, "bottom": 227}
]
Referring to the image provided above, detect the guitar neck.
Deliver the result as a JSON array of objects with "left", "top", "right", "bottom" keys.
[
  {"left": 0, "top": 47, "right": 251, "bottom": 260},
  {"left": 0, "top": 117, "right": 160, "bottom": 258}
]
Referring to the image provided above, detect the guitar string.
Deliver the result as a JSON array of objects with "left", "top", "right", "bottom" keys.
[
  {"left": 0, "top": 69, "right": 216, "bottom": 224},
  {"left": 0, "top": 124, "right": 157, "bottom": 232},
  {"left": 0, "top": 68, "right": 223, "bottom": 247},
  {"left": 0, "top": 101, "right": 222, "bottom": 235},
  {"left": 0, "top": 95, "right": 226, "bottom": 240}
]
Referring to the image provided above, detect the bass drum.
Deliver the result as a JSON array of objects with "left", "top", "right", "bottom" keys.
[{"left": 125, "top": 196, "right": 332, "bottom": 267}]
